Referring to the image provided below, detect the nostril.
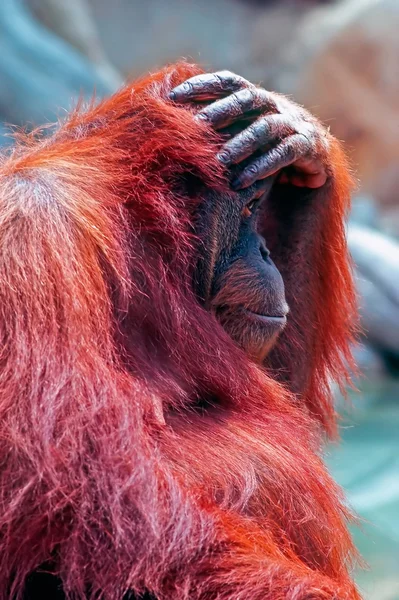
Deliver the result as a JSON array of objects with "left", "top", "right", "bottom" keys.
[{"left": 260, "top": 244, "right": 270, "bottom": 261}]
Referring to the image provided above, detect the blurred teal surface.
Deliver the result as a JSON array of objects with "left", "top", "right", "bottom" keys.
[{"left": 327, "top": 379, "right": 399, "bottom": 599}]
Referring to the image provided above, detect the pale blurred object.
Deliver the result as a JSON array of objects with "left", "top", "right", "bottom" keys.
[
  {"left": 28, "top": 0, "right": 122, "bottom": 89},
  {"left": 349, "top": 225, "right": 399, "bottom": 357},
  {"left": 0, "top": 0, "right": 119, "bottom": 135},
  {"left": 281, "top": 0, "right": 399, "bottom": 226}
]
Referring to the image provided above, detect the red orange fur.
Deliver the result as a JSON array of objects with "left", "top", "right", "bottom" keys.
[{"left": 0, "top": 63, "right": 359, "bottom": 599}]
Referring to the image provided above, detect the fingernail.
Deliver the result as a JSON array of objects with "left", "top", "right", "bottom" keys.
[
  {"left": 195, "top": 113, "right": 208, "bottom": 121},
  {"left": 169, "top": 91, "right": 176, "bottom": 101},
  {"left": 217, "top": 151, "right": 230, "bottom": 164},
  {"left": 231, "top": 178, "right": 241, "bottom": 190}
]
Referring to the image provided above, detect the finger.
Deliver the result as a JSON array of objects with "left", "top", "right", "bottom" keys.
[
  {"left": 217, "top": 114, "right": 292, "bottom": 166},
  {"left": 170, "top": 71, "right": 251, "bottom": 103},
  {"left": 232, "top": 134, "right": 313, "bottom": 189},
  {"left": 237, "top": 176, "right": 277, "bottom": 203},
  {"left": 277, "top": 167, "right": 326, "bottom": 188},
  {"left": 194, "top": 87, "right": 276, "bottom": 130},
  {"left": 288, "top": 165, "right": 327, "bottom": 188}
]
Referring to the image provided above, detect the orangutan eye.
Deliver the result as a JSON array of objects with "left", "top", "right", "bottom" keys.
[{"left": 242, "top": 199, "right": 258, "bottom": 219}]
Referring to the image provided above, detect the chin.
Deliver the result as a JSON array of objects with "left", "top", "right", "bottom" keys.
[{"left": 216, "top": 307, "right": 287, "bottom": 362}]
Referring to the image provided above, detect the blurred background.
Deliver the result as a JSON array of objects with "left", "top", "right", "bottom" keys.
[{"left": 0, "top": 0, "right": 398, "bottom": 597}]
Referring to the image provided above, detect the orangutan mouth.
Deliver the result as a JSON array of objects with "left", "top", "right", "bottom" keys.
[{"left": 244, "top": 310, "right": 288, "bottom": 325}]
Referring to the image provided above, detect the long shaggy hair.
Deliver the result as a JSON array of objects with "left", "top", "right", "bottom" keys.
[{"left": 0, "top": 63, "right": 359, "bottom": 599}]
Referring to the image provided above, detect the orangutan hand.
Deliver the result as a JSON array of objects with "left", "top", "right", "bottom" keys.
[{"left": 170, "top": 70, "right": 330, "bottom": 190}]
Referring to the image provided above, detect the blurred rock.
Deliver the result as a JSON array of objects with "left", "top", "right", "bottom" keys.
[
  {"left": 351, "top": 341, "right": 386, "bottom": 379},
  {"left": 349, "top": 225, "right": 399, "bottom": 356},
  {"left": 379, "top": 206, "right": 399, "bottom": 241},
  {"left": 86, "top": 0, "right": 318, "bottom": 86},
  {"left": 281, "top": 0, "right": 399, "bottom": 227},
  {"left": 28, "top": 0, "right": 122, "bottom": 89},
  {"left": 350, "top": 194, "right": 380, "bottom": 229},
  {"left": 0, "top": 0, "right": 116, "bottom": 135}
]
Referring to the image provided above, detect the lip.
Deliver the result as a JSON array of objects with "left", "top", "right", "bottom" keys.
[{"left": 243, "top": 309, "right": 287, "bottom": 325}]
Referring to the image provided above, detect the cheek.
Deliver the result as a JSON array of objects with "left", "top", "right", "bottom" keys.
[{"left": 211, "top": 258, "right": 287, "bottom": 317}]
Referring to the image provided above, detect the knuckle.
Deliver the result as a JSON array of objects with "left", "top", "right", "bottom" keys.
[
  {"left": 227, "top": 143, "right": 243, "bottom": 162},
  {"left": 274, "top": 95, "right": 299, "bottom": 118},
  {"left": 212, "top": 73, "right": 224, "bottom": 88},
  {"left": 236, "top": 88, "right": 254, "bottom": 109},
  {"left": 250, "top": 117, "right": 270, "bottom": 142},
  {"left": 297, "top": 133, "right": 312, "bottom": 154},
  {"left": 258, "top": 115, "right": 271, "bottom": 129},
  {"left": 296, "top": 118, "right": 314, "bottom": 136},
  {"left": 288, "top": 142, "right": 300, "bottom": 161},
  {"left": 229, "top": 92, "right": 243, "bottom": 111},
  {"left": 182, "top": 81, "right": 194, "bottom": 94},
  {"left": 246, "top": 164, "right": 259, "bottom": 176},
  {"left": 246, "top": 121, "right": 261, "bottom": 140},
  {"left": 266, "top": 91, "right": 280, "bottom": 112},
  {"left": 256, "top": 88, "right": 273, "bottom": 107},
  {"left": 275, "top": 143, "right": 294, "bottom": 163},
  {"left": 215, "top": 71, "right": 235, "bottom": 87},
  {"left": 216, "top": 70, "right": 250, "bottom": 89}
]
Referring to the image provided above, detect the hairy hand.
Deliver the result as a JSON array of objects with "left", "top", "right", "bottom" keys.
[{"left": 170, "top": 71, "right": 330, "bottom": 190}]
